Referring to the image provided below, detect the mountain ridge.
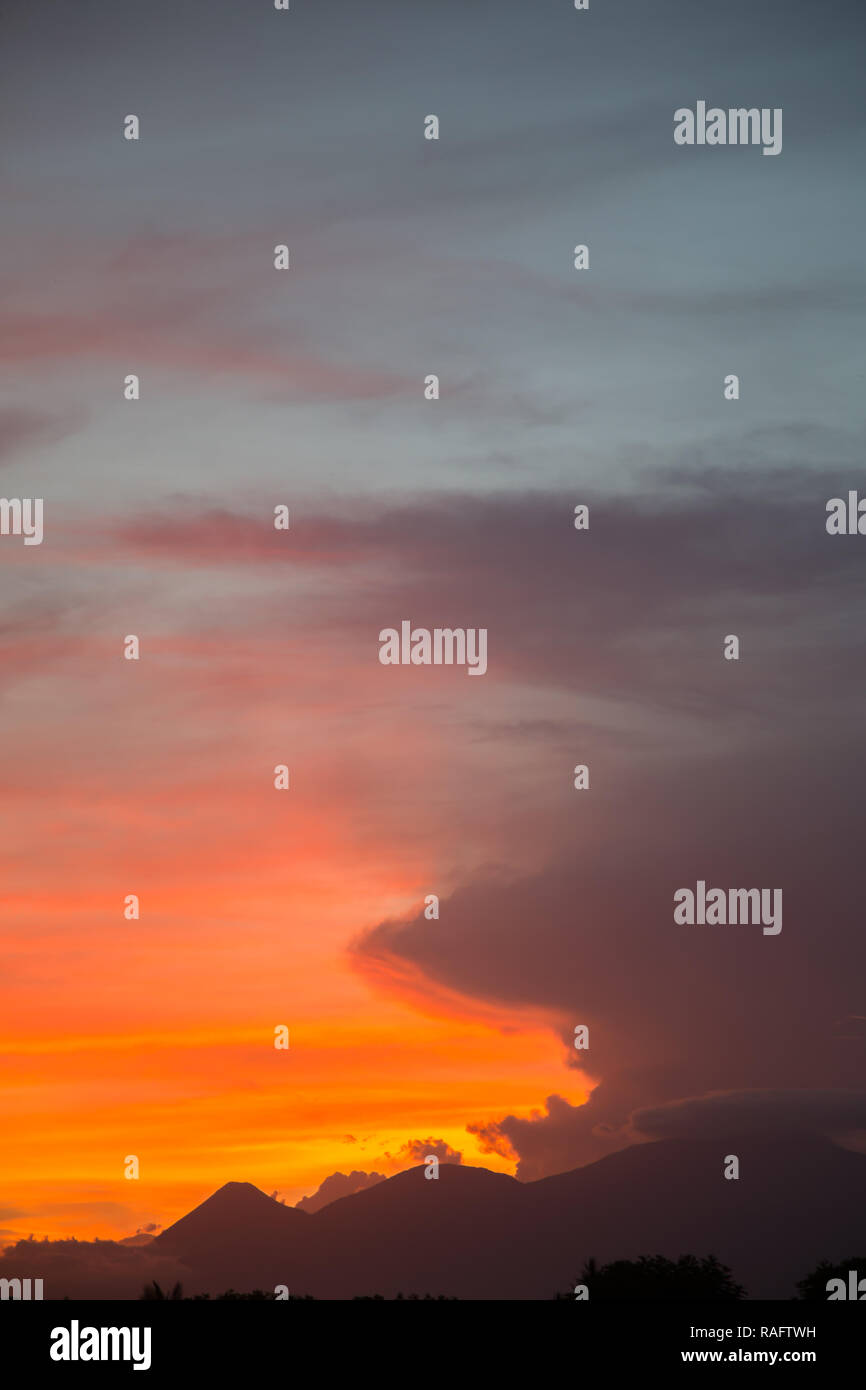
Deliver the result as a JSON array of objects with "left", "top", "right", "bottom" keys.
[{"left": 148, "top": 1135, "right": 866, "bottom": 1299}]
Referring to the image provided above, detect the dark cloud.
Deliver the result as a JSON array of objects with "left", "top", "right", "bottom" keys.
[
  {"left": 469, "top": 1094, "right": 632, "bottom": 1182},
  {"left": 469, "top": 1088, "right": 866, "bottom": 1182},
  {"left": 0, "top": 1236, "right": 188, "bottom": 1300},
  {"left": 353, "top": 730, "right": 866, "bottom": 1171},
  {"left": 469, "top": 1088, "right": 866, "bottom": 1183},
  {"left": 270, "top": 465, "right": 866, "bottom": 1177},
  {"left": 97, "top": 460, "right": 866, "bottom": 718},
  {"left": 632, "top": 1089, "right": 866, "bottom": 1142}
]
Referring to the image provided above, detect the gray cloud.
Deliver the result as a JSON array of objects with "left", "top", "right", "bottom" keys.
[
  {"left": 468, "top": 1089, "right": 866, "bottom": 1182},
  {"left": 0, "top": 407, "right": 84, "bottom": 465},
  {"left": 632, "top": 1089, "right": 866, "bottom": 1142},
  {"left": 353, "top": 731, "right": 866, "bottom": 1170},
  {"left": 469, "top": 1094, "right": 632, "bottom": 1182}
]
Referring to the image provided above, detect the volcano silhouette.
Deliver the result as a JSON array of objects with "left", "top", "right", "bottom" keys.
[{"left": 149, "top": 1135, "right": 866, "bottom": 1299}]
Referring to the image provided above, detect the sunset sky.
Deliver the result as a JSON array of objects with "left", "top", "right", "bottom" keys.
[{"left": 2, "top": 0, "right": 865, "bottom": 1247}]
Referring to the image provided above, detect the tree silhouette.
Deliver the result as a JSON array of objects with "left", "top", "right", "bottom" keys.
[
  {"left": 556, "top": 1254, "right": 746, "bottom": 1300},
  {"left": 796, "top": 1257, "right": 866, "bottom": 1301},
  {"left": 140, "top": 1280, "right": 184, "bottom": 1300}
]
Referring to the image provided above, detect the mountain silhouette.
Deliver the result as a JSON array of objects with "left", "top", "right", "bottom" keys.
[
  {"left": 154, "top": 1181, "right": 313, "bottom": 1293},
  {"left": 151, "top": 1136, "right": 865, "bottom": 1299}
]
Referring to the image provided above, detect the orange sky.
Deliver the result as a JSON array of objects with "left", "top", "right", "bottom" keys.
[
  {"left": 1, "top": 921, "right": 588, "bottom": 1240},
  {"left": 0, "top": 642, "right": 589, "bottom": 1242},
  {"left": 1, "top": 1007, "right": 588, "bottom": 1241},
  {"left": 3, "top": 0, "right": 866, "bottom": 1261}
]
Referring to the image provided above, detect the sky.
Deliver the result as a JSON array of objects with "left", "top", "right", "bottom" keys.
[{"left": 1, "top": 0, "right": 865, "bottom": 1246}]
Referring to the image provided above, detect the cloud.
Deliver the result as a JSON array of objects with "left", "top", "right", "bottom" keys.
[
  {"left": 0, "top": 1236, "right": 188, "bottom": 1300},
  {"left": 354, "top": 732, "right": 866, "bottom": 1171},
  {"left": 468, "top": 1094, "right": 628, "bottom": 1182},
  {"left": 395, "top": 1137, "right": 463, "bottom": 1166},
  {"left": 0, "top": 304, "right": 409, "bottom": 401},
  {"left": 468, "top": 1089, "right": 866, "bottom": 1183},
  {"left": 118, "top": 1221, "right": 163, "bottom": 1246},
  {"left": 294, "top": 1170, "right": 387, "bottom": 1214},
  {"left": 1, "top": 224, "right": 412, "bottom": 405},
  {"left": 83, "top": 463, "right": 866, "bottom": 714},
  {"left": 4, "top": 466, "right": 866, "bottom": 1186},
  {"left": 0, "top": 407, "right": 84, "bottom": 465},
  {"left": 631, "top": 1089, "right": 866, "bottom": 1142}
]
